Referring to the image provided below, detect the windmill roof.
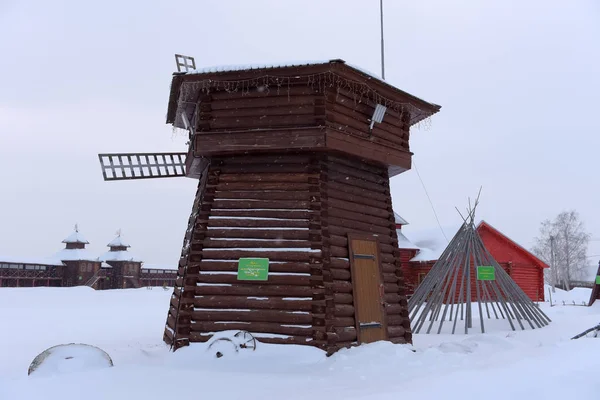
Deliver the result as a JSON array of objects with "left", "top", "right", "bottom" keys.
[
  {"left": 167, "top": 59, "right": 441, "bottom": 129},
  {"left": 107, "top": 235, "right": 130, "bottom": 248},
  {"left": 62, "top": 231, "right": 89, "bottom": 244},
  {"left": 477, "top": 220, "right": 550, "bottom": 269}
]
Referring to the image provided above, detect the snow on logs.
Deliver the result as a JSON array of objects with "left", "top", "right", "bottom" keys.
[{"left": 165, "top": 154, "right": 411, "bottom": 353}]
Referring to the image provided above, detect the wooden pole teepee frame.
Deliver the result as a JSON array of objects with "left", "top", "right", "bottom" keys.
[{"left": 408, "top": 192, "right": 551, "bottom": 334}]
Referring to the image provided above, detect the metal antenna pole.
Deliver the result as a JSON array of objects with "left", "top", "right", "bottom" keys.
[{"left": 380, "top": 0, "right": 385, "bottom": 80}]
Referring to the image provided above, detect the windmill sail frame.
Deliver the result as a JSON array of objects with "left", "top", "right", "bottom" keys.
[{"left": 98, "top": 152, "right": 187, "bottom": 181}]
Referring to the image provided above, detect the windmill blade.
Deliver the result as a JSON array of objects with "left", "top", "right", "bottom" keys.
[{"left": 98, "top": 152, "right": 187, "bottom": 181}]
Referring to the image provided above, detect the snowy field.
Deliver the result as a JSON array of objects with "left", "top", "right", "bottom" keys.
[{"left": 1, "top": 286, "right": 599, "bottom": 400}]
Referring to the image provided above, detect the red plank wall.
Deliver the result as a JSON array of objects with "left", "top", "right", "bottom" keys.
[{"left": 478, "top": 226, "right": 545, "bottom": 302}]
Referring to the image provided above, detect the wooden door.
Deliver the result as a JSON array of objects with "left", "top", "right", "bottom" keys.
[{"left": 349, "top": 237, "right": 388, "bottom": 344}]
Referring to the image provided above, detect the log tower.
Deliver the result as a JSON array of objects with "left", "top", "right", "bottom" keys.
[{"left": 98, "top": 59, "right": 440, "bottom": 355}]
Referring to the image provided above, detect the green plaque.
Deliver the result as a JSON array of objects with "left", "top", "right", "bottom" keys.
[
  {"left": 477, "top": 266, "right": 495, "bottom": 281},
  {"left": 237, "top": 258, "right": 269, "bottom": 281},
  {"left": 596, "top": 276, "right": 600, "bottom": 285}
]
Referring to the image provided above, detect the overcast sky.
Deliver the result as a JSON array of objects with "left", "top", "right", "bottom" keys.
[{"left": 1, "top": 0, "right": 599, "bottom": 270}]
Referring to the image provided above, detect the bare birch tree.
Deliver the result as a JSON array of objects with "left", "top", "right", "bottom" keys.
[{"left": 533, "top": 210, "right": 590, "bottom": 291}]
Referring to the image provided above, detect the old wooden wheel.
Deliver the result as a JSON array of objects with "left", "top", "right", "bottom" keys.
[{"left": 233, "top": 331, "right": 257, "bottom": 351}]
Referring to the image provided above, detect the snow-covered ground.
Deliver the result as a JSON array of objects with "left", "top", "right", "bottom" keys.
[{"left": 1, "top": 285, "right": 599, "bottom": 399}]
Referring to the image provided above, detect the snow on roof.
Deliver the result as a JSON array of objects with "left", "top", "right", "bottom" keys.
[
  {"left": 404, "top": 225, "right": 459, "bottom": 262},
  {"left": 141, "top": 263, "right": 178, "bottom": 271},
  {"left": 0, "top": 255, "right": 65, "bottom": 267},
  {"left": 54, "top": 248, "right": 99, "bottom": 262},
  {"left": 100, "top": 262, "right": 112, "bottom": 269},
  {"left": 98, "top": 250, "right": 142, "bottom": 263},
  {"left": 396, "top": 229, "right": 419, "bottom": 250},
  {"left": 187, "top": 59, "right": 388, "bottom": 83},
  {"left": 107, "top": 234, "right": 130, "bottom": 248},
  {"left": 188, "top": 60, "right": 331, "bottom": 75},
  {"left": 62, "top": 230, "right": 89, "bottom": 245},
  {"left": 394, "top": 212, "right": 409, "bottom": 226}
]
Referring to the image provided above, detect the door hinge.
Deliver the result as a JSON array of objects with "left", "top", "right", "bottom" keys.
[{"left": 359, "top": 322, "right": 382, "bottom": 329}]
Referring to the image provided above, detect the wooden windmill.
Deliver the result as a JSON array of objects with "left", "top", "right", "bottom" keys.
[{"left": 98, "top": 56, "right": 441, "bottom": 355}]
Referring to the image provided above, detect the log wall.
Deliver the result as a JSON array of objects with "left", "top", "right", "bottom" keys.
[{"left": 163, "top": 152, "right": 412, "bottom": 353}]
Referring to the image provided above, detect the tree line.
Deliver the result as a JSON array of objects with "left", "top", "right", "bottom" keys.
[{"left": 532, "top": 210, "right": 594, "bottom": 291}]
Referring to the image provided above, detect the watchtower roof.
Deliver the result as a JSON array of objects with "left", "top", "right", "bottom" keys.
[
  {"left": 167, "top": 59, "right": 440, "bottom": 129},
  {"left": 62, "top": 230, "right": 89, "bottom": 245}
]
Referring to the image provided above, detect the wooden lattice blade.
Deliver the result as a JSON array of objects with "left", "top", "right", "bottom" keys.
[{"left": 98, "top": 152, "right": 187, "bottom": 181}]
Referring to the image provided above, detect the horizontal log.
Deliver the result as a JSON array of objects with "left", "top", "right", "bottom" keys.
[
  {"left": 334, "top": 327, "right": 358, "bottom": 342},
  {"left": 387, "top": 325, "right": 407, "bottom": 338},
  {"left": 203, "top": 239, "right": 312, "bottom": 249},
  {"left": 217, "top": 173, "right": 314, "bottom": 183},
  {"left": 218, "top": 164, "right": 314, "bottom": 175},
  {"left": 192, "top": 296, "right": 312, "bottom": 311},
  {"left": 327, "top": 197, "right": 390, "bottom": 219},
  {"left": 330, "top": 257, "right": 350, "bottom": 269},
  {"left": 333, "top": 280, "right": 353, "bottom": 293},
  {"left": 210, "top": 94, "right": 315, "bottom": 108},
  {"left": 334, "top": 293, "right": 353, "bottom": 304},
  {"left": 384, "top": 293, "right": 402, "bottom": 303},
  {"left": 210, "top": 209, "right": 312, "bottom": 219},
  {"left": 330, "top": 268, "right": 351, "bottom": 281},
  {"left": 207, "top": 114, "right": 318, "bottom": 130},
  {"left": 326, "top": 159, "right": 386, "bottom": 184},
  {"left": 328, "top": 171, "right": 387, "bottom": 193},
  {"left": 216, "top": 182, "right": 312, "bottom": 191},
  {"left": 195, "top": 284, "right": 315, "bottom": 297},
  {"left": 328, "top": 234, "right": 347, "bottom": 248},
  {"left": 333, "top": 317, "right": 355, "bottom": 327},
  {"left": 330, "top": 245, "right": 349, "bottom": 258},
  {"left": 328, "top": 217, "right": 390, "bottom": 236},
  {"left": 214, "top": 190, "right": 312, "bottom": 201},
  {"left": 334, "top": 304, "right": 355, "bottom": 317},
  {"left": 382, "top": 273, "right": 399, "bottom": 283},
  {"left": 326, "top": 187, "right": 390, "bottom": 211},
  {"left": 384, "top": 304, "right": 405, "bottom": 315},
  {"left": 212, "top": 200, "right": 311, "bottom": 210},
  {"left": 326, "top": 181, "right": 389, "bottom": 203},
  {"left": 191, "top": 274, "right": 311, "bottom": 286},
  {"left": 326, "top": 153, "right": 386, "bottom": 176},
  {"left": 256, "top": 336, "right": 314, "bottom": 346},
  {"left": 188, "top": 333, "right": 211, "bottom": 343},
  {"left": 195, "top": 261, "right": 312, "bottom": 274},
  {"left": 215, "top": 153, "right": 313, "bottom": 165},
  {"left": 328, "top": 207, "right": 394, "bottom": 229},
  {"left": 328, "top": 226, "right": 393, "bottom": 245},
  {"left": 209, "top": 104, "right": 315, "bottom": 118},
  {"left": 384, "top": 283, "right": 400, "bottom": 293},
  {"left": 200, "top": 250, "right": 317, "bottom": 262},
  {"left": 205, "top": 218, "right": 309, "bottom": 229},
  {"left": 190, "top": 321, "right": 314, "bottom": 337},
  {"left": 191, "top": 310, "right": 312, "bottom": 324},
  {"left": 205, "top": 228, "right": 309, "bottom": 240},
  {"left": 381, "top": 263, "right": 396, "bottom": 273}
]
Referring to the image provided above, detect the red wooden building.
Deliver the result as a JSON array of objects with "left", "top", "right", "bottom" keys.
[{"left": 399, "top": 220, "right": 548, "bottom": 301}]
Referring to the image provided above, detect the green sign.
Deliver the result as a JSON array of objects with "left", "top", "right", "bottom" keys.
[
  {"left": 477, "top": 266, "right": 495, "bottom": 281},
  {"left": 596, "top": 276, "right": 600, "bottom": 285},
  {"left": 237, "top": 258, "right": 269, "bottom": 281}
]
